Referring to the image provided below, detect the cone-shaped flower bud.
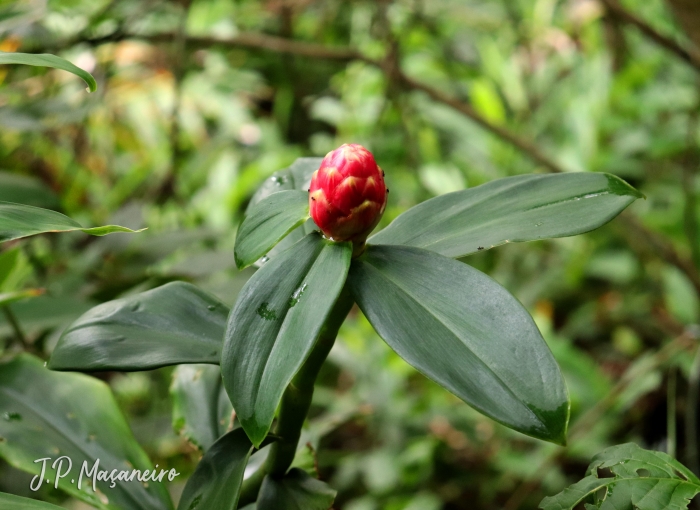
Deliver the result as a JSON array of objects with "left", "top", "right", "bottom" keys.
[{"left": 309, "top": 144, "right": 387, "bottom": 249}]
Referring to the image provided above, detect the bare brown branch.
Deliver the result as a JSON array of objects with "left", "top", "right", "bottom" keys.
[{"left": 600, "top": 0, "right": 700, "bottom": 71}]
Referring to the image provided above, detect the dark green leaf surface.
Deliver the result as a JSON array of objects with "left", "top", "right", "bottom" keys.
[
  {"left": 540, "top": 443, "right": 700, "bottom": 510},
  {"left": 176, "top": 428, "right": 254, "bottom": 510},
  {"left": 222, "top": 233, "right": 352, "bottom": 447},
  {"left": 171, "top": 364, "right": 233, "bottom": 452},
  {"left": 257, "top": 468, "right": 337, "bottom": 510},
  {"left": 370, "top": 173, "right": 642, "bottom": 258},
  {"left": 248, "top": 158, "right": 322, "bottom": 209},
  {"left": 0, "top": 201, "right": 143, "bottom": 243},
  {"left": 235, "top": 190, "right": 310, "bottom": 269},
  {"left": 349, "top": 245, "right": 569, "bottom": 444},
  {"left": 0, "top": 172, "right": 59, "bottom": 208},
  {"left": 0, "top": 52, "right": 97, "bottom": 92},
  {"left": 246, "top": 158, "right": 322, "bottom": 262},
  {"left": 0, "top": 492, "right": 65, "bottom": 510},
  {"left": 0, "top": 354, "right": 173, "bottom": 510},
  {"left": 50, "top": 282, "right": 228, "bottom": 371}
]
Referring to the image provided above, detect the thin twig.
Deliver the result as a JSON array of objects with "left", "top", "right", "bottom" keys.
[
  {"left": 2, "top": 306, "right": 28, "bottom": 349},
  {"left": 668, "top": 366, "right": 677, "bottom": 459},
  {"left": 599, "top": 0, "right": 700, "bottom": 71},
  {"left": 686, "top": 346, "right": 700, "bottom": 475}
]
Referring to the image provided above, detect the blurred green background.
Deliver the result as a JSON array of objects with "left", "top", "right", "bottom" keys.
[{"left": 0, "top": 0, "right": 699, "bottom": 508}]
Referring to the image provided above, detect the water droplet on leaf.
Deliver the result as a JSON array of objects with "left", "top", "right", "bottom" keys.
[
  {"left": 3, "top": 412, "right": 21, "bottom": 422},
  {"left": 256, "top": 302, "right": 277, "bottom": 321},
  {"left": 288, "top": 283, "right": 308, "bottom": 308}
]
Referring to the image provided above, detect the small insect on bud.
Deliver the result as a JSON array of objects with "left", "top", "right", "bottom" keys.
[{"left": 309, "top": 144, "right": 388, "bottom": 252}]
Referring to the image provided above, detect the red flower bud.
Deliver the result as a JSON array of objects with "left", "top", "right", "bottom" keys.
[{"left": 309, "top": 144, "right": 387, "bottom": 248}]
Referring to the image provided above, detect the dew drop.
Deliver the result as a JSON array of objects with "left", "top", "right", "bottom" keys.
[
  {"left": 288, "top": 283, "right": 308, "bottom": 308},
  {"left": 535, "top": 222, "right": 543, "bottom": 227},
  {"left": 256, "top": 302, "right": 278, "bottom": 321},
  {"left": 188, "top": 495, "right": 203, "bottom": 510},
  {"left": 3, "top": 412, "right": 21, "bottom": 422},
  {"left": 260, "top": 256, "right": 270, "bottom": 264},
  {"left": 207, "top": 305, "right": 216, "bottom": 311},
  {"left": 129, "top": 302, "right": 142, "bottom": 312}
]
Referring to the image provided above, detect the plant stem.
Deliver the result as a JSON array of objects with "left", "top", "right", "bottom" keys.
[
  {"left": 686, "top": 347, "right": 700, "bottom": 475},
  {"left": 668, "top": 366, "right": 677, "bottom": 458},
  {"left": 238, "top": 284, "right": 354, "bottom": 504},
  {"left": 2, "top": 306, "right": 28, "bottom": 349}
]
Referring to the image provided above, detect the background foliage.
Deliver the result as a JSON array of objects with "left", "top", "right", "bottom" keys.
[{"left": 0, "top": 0, "right": 699, "bottom": 509}]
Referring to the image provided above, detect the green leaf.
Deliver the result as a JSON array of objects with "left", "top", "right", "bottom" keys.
[
  {"left": 246, "top": 158, "right": 322, "bottom": 263},
  {"left": 370, "top": 173, "right": 643, "bottom": 258},
  {"left": 539, "top": 443, "right": 700, "bottom": 510},
  {"left": 0, "top": 492, "right": 65, "bottom": 510},
  {"left": 235, "top": 190, "right": 310, "bottom": 269},
  {"left": 50, "top": 282, "right": 228, "bottom": 371},
  {"left": 348, "top": 245, "right": 569, "bottom": 444},
  {"left": 0, "top": 201, "right": 144, "bottom": 243},
  {"left": 222, "top": 233, "right": 352, "bottom": 447},
  {"left": 0, "top": 354, "right": 173, "bottom": 510},
  {"left": 176, "top": 428, "right": 254, "bottom": 510},
  {"left": 0, "top": 52, "right": 97, "bottom": 92},
  {"left": 0, "top": 172, "right": 59, "bottom": 208},
  {"left": 248, "top": 158, "right": 322, "bottom": 209},
  {"left": 257, "top": 468, "right": 337, "bottom": 510},
  {"left": 171, "top": 364, "right": 233, "bottom": 452}
]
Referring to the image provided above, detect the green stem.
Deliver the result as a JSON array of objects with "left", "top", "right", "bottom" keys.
[
  {"left": 2, "top": 306, "right": 28, "bottom": 349},
  {"left": 238, "top": 284, "right": 354, "bottom": 504},
  {"left": 668, "top": 366, "right": 677, "bottom": 458}
]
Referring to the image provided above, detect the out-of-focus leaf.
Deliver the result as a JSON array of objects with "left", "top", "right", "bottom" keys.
[
  {"left": 171, "top": 364, "right": 233, "bottom": 452},
  {"left": 0, "top": 288, "right": 44, "bottom": 306},
  {"left": 0, "top": 201, "right": 144, "bottom": 243},
  {"left": 0, "top": 492, "right": 65, "bottom": 510},
  {"left": 0, "top": 52, "right": 97, "bottom": 92},
  {"left": 0, "top": 172, "right": 59, "bottom": 208},
  {"left": 370, "top": 173, "right": 642, "bottom": 258},
  {"left": 349, "top": 245, "right": 569, "bottom": 444},
  {"left": 235, "top": 190, "right": 310, "bottom": 269},
  {"left": 0, "top": 354, "right": 173, "bottom": 510},
  {"left": 257, "top": 468, "right": 337, "bottom": 510},
  {"left": 50, "top": 282, "right": 228, "bottom": 371},
  {"left": 176, "top": 428, "right": 254, "bottom": 510},
  {"left": 222, "top": 233, "right": 351, "bottom": 447},
  {"left": 539, "top": 443, "right": 700, "bottom": 510}
]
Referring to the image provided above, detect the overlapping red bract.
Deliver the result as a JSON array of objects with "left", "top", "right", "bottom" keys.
[{"left": 309, "top": 144, "right": 387, "bottom": 243}]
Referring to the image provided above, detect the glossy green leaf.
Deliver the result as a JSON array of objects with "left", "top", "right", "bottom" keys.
[
  {"left": 0, "top": 52, "right": 97, "bottom": 92},
  {"left": 370, "top": 173, "right": 643, "bottom": 258},
  {"left": 349, "top": 245, "right": 569, "bottom": 444},
  {"left": 0, "top": 354, "right": 173, "bottom": 510},
  {"left": 0, "top": 201, "right": 144, "bottom": 243},
  {"left": 248, "top": 158, "right": 322, "bottom": 209},
  {"left": 246, "top": 158, "right": 322, "bottom": 263},
  {"left": 171, "top": 364, "right": 233, "bottom": 452},
  {"left": 235, "top": 190, "right": 310, "bottom": 269},
  {"left": 50, "top": 282, "right": 228, "bottom": 371},
  {"left": 0, "top": 172, "right": 59, "bottom": 208},
  {"left": 222, "top": 233, "right": 352, "bottom": 447},
  {"left": 257, "top": 468, "right": 337, "bottom": 510},
  {"left": 176, "top": 428, "right": 254, "bottom": 510},
  {"left": 539, "top": 443, "right": 700, "bottom": 510},
  {"left": 0, "top": 492, "right": 65, "bottom": 510}
]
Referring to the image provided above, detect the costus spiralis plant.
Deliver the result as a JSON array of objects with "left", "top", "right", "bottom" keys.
[{"left": 36, "top": 143, "right": 643, "bottom": 509}]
